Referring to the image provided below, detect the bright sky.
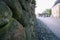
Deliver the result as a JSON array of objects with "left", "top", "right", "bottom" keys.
[{"left": 35, "top": 0, "right": 56, "bottom": 14}]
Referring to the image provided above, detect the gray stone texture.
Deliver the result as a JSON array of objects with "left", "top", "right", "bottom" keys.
[{"left": 0, "top": 0, "right": 36, "bottom": 40}]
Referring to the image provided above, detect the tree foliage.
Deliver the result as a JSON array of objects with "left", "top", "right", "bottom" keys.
[{"left": 42, "top": 9, "right": 51, "bottom": 17}]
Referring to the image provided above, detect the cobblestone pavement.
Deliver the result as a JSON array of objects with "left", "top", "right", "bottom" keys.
[
  {"left": 35, "top": 17, "right": 60, "bottom": 40},
  {"left": 37, "top": 17, "right": 60, "bottom": 38}
]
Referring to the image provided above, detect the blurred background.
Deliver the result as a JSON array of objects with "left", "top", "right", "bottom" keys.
[
  {"left": 35, "top": 0, "right": 60, "bottom": 38},
  {"left": 35, "top": 0, "right": 56, "bottom": 17}
]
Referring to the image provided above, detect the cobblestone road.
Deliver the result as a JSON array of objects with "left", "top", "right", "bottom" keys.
[{"left": 35, "top": 17, "right": 60, "bottom": 40}]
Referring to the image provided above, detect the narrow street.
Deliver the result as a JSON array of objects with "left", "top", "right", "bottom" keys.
[
  {"left": 37, "top": 17, "right": 60, "bottom": 38},
  {"left": 35, "top": 17, "right": 60, "bottom": 40}
]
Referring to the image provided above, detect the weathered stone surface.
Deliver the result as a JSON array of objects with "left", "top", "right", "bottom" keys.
[
  {"left": 3, "top": 0, "right": 24, "bottom": 22},
  {"left": 0, "top": 1, "right": 12, "bottom": 27},
  {"left": 0, "top": 0, "right": 36, "bottom": 40},
  {"left": 0, "top": 18, "right": 26, "bottom": 40}
]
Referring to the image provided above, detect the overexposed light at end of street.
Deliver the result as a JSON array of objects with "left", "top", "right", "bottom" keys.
[{"left": 35, "top": 0, "right": 56, "bottom": 14}]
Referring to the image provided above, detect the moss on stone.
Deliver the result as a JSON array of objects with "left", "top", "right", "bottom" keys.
[
  {"left": 2, "top": 0, "right": 24, "bottom": 25},
  {"left": 0, "top": 0, "right": 36, "bottom": 40},
  {"left": 0, "top": 1, "right": 12, "bottom": 27},
  {"left": 0, "top": 18, "right": 14, "bottom": 39},
  {"left": 0, "top": 18, "right": 26, "bottom": 40}
]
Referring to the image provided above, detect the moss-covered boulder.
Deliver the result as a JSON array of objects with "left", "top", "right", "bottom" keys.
[
  {"left": 0, "top": 18, "right": 26, "bottom": 40},
  {"left": 0, "top": 0, "right": 36, "bottom": 40},
  {"left": 0, "top": 1, "right": 12, "bottom": 27},
  {"left": 3, "top": 0, "right": 24, "bottom": 22}
]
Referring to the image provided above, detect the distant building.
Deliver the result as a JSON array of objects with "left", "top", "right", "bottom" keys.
[
  {"left": 53, "top": 0, "right": 60, "bottom": 6},
  {"left": 51, "top": 0, "right": 60, "bottom": 18}
]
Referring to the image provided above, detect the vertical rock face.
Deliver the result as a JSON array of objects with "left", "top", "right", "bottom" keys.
[
  {"left": 0, "top": 0, "right": 36, "bottom": 40},
  {"left": 0, "top": 18, "right": 26, "bottom": 40},
  {"left": 0, "top": 2, "right": 12, "bottom": 27}
]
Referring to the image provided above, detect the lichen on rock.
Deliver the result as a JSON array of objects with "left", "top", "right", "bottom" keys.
[
  {"left": 0, "top": 0, "right": 36, "bottom": 40},
  {"left": 0, "top": 1, "right": 12, "bottom": 27},
  {"left": 0, "top": 18, "right": 26, "bottom": 40}
]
